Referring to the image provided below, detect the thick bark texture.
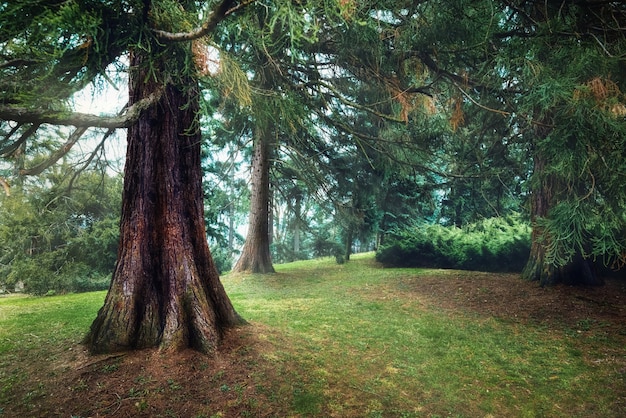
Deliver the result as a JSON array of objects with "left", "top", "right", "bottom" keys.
[
  {"left": 232, "top": 127, "right": 275, "bottom": 274},
  {"left": 522, "top": 153, "right": 602, "bottom": 286},
  {"left": 85, "top": 51, "right": 243, "bottom": 354}
]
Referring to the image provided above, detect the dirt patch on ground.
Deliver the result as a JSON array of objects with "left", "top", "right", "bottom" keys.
[
  {"left": 4, "top": 325, "right": 292, "bottom": 418},
  {"left": 3, "top": 271, "right": 626, "bottom": 417},
  {"left": 397, "top": 270, "right": 626, "bottom": 333}
]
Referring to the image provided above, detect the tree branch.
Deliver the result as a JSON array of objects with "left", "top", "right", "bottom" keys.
[
  {"left": 0, "top": 124, "right": 39, "bottom": 157},
  {"left": 19, "top": 126, "right": 88, "bottom": 176},
  {"left": 67, "top": 129, "right": 113, "bottom": 190},
  {"left": 19, "top": 101, "right": 128, "bottom": 176},
  {"left": 152, "top": 0, "right": 240, "bottom": 42},
  {"left": 0, "top": 58, "right": 40, "bottom": 69},
  {"left": 0, "top": 89, "right": 160, "bottom": 128},
  {"left": 314, "top": 80, "right": 409, "bottom": 124}
]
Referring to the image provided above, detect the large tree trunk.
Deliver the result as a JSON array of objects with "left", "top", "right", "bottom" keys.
[
  {"left": 522, "top": 152, "right": 602, "bottom": 286},
  {"left": 232, "top": 126, "right": 275, "bottom": 273},
  {"left": 85, "top": 50, "right": 243, "bottom": 354}
]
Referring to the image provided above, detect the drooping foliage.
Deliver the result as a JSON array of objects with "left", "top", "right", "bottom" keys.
[{"left": 363, "top": 1, "right": 626, "bottom": 283}]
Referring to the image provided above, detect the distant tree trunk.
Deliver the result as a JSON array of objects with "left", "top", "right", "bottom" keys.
[
  {"left": 227, "top": 151, "right": 236, "bottom": 255},
  {"left": 522, "top": 152, "right": 602, "bottom": 286},
  {"left": 85, "top": 49, "right": 243, "bottom": 354},
  {"left": 344, "top": 228, "right": 353, "bottom": 262},
  {"left": 228, "top": 202, "right": 235, "bottom": 254},
  {"left": 293, "top": 192, "right": 301, "bottom": 254},
  {"left": 269, "top": 186, "right": 274, "bottom": 246},
  {"left": 232, "top": 126, "right": 275, "bottom": 273}
]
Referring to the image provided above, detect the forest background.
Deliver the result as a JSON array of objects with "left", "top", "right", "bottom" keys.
[{"left": 1, "top": 0, "right": 626, "bottom": 296}]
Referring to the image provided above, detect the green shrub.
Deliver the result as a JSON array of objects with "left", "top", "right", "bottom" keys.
[
  {"left": 210, "top": 245, "right": 234, "bottom": 274},
  {"left": 312, "top": 237, "right": 345, "bottom": 264},
  {"left": 7, "top": 257, "right": 65, "bottom": 296},
  {"left": 376, "top": 215, "right": 531, "bottom": 272},
  {"left": 70, "top": 274, "right": 111, "bottom": 293},
  {"left": 0, "top": 171, "right": 121, "bottom": 294},
  {"left": 4, "top": 254, "right": 111, "bottom": 295}
]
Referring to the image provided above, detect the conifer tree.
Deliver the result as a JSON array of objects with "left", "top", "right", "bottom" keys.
[{"left": 1, "top": 0, "right": 335, "bottom": 352}]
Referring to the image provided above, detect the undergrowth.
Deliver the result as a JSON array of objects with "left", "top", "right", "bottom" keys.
[{"left": 376, "top": 215, "right": 531, "bottom": 271}]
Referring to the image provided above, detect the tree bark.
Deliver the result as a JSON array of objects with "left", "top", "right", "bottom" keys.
[
  {"left": 232, "top": 126, "right": 275, "bottom": 273},
  {"left": 293, "top": 192, "right": 301, "bottom": 254},
  {"left": 85, "top": 49, "right": 243, "bottom": 354},
  {"left": 521, "top": 152, "right": 602, "bottom": 286},
  {"left": 344, "top": 227, "right": 353, "bottom": 262}
]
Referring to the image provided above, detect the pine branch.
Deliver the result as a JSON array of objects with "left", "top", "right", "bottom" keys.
[
  {"left": 66, "top": 130, "right": 113, "bottom": 190},
  {"left": 19, "top": 127, "right": 88, "bottom": 176},
  {"left": 0, "top": 124, "right": 39, "bottom": 157},
  {"left": 18, "top": 98, "right": 130, "bottom": 176},
  {"left": 314, "top": 80, "right": 407, "bottom": 123},
  {"left": 152, "top": 0, "right": 241, "bottom": 42},
  {"left": 0, "top": 59, "right": 40, "bottom": 69}
]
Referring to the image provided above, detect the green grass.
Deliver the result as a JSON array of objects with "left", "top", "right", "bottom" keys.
[
  {"left": 0, "top": 292, "right": 105, "bottom": 353},
  {"left": 0, "top": 291, "right": 106, "bottom": 413},
  {"left": 223, "top": 253, "right": 625, "bottom": 417},
  {"left": 1, "top": 253, "right": 624, "bottom": 417}
]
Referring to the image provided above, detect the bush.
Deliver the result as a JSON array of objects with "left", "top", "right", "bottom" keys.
[
  {"left": 0, "top": 170, "right": 121, "bottom": 294},
  {"left": 312, "top": 237, "right": 345, "bottom": 264},
  {"left": 210, "top": 245, "right": 234, "bottom": 274},
  {"left": 376, "top": 215, "right": 531, "bottom": 272},
  {"left": 69, "top": 270, "right": 111, "bottom": 293},
  {"left": 5, "top": 255, "right": 111, "bottom": 295}
]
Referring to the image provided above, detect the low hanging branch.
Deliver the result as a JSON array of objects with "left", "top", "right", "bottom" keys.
[
  {"left": 19, "top": 127, "right": 88, "bottom": 176},
  {"left": 0, "top": 90, "right": 161, "bottom": 129},
  {"left": 0, "top": 123, "right": 39, "bottom": 157},
  {"left": 67, "top": 128, "right": 115, "bottom": 191},
  {"left": 314, "top": 80, "right": 409, "bottom": 124},
  {"left": 19, "top": 102, "right": 129, "bottom": 176}
]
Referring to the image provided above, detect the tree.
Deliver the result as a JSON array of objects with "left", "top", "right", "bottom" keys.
[
  {"left": 232, "top": 120, "right": 276, "bottom": 273},
  {"left": 224, "top": 0, "right": 438, "bottom": 270},
  {"left": 1, "top": 0, "right": 248, "bottom": 353},
  {"left": 87, "top": 40, "right": 244, "bottom": 352},
  {"left": 390, "top": 0, "right": 626, "bottom": 285},
  {"left": 225, "top": 3, "right": 315, "bottom": 273},
  {"left": 504, "top": 1, "right": 626, "bottom": 285}
]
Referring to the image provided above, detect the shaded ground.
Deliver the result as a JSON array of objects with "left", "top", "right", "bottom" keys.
[
  {"left": 3, "top": 270, "right": 626, "bottom": 417},
  {"left": 398, "top": 270, "right": 626, "bottom": 333}
]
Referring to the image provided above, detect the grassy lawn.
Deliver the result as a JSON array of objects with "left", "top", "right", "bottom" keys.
[
  {"left": 1, "top": 252, "right": 624, "bottom": 417},
  {"left": 224, "top": 253, "right": 626, "bottom": 417}
]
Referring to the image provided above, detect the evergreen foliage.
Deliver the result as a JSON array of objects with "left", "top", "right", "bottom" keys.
[
  {"left": 0, "top": 169, "right": 121, "bottom": 295},
  {"left": 2, "top": 0, "right": 626, "bottom": 291},
  {"left": 376, "top": 216, "right": 531, "bottom": 272}
]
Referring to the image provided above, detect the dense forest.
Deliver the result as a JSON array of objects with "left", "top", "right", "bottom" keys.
[{"left": 1, "top": 1, "right": 625, "bottom": 352}]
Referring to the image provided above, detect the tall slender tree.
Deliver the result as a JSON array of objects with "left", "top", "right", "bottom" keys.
[{"left": 232, "top": 119, "right": 276, "bottom": 273}]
